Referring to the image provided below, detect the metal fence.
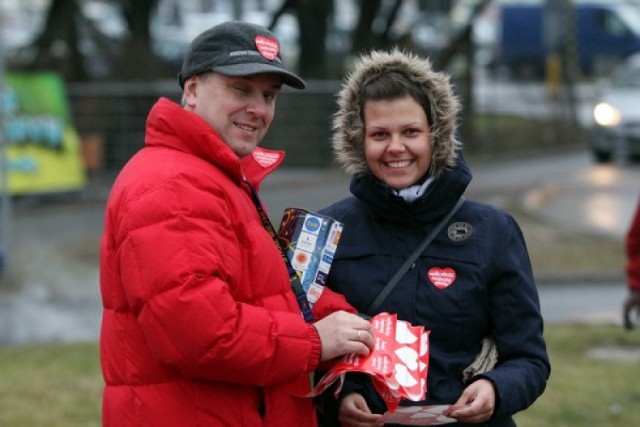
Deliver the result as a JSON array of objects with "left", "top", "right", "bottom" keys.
[{"left": 66, "top": 79, "right": 343, "bottom": 173}]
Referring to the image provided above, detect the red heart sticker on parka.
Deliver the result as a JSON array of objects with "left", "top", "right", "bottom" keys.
[
  {"left": 427, "top": 267, "right": 456, "bottom": 290},
  {"left": 255, "top": 36, "right": 279, "bottom": 60}
]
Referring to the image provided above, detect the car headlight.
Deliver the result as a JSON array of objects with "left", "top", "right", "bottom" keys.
[{"left": 593, "top": 102, "right": 621, "bottom": 127}]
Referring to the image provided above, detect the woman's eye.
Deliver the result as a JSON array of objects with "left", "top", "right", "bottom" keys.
[{"left": 405, "top": 128, "right": 418, "bottom": 136}]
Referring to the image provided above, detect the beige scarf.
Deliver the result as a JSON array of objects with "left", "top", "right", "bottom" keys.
[{"left": 462, "top": 337, "right": 498, "bottom": 384}]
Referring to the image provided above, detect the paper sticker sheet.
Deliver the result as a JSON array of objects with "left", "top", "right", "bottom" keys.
[
  {"left": 311, "top": 313, "right": 430, "bottom": 412},
  {"left": 379, "top": 405, "right": 459, "bottom": 425}
]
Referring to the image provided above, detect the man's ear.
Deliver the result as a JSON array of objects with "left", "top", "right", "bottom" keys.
[{"left": 183, "top": 76, "right": 198, "bottom": 109}]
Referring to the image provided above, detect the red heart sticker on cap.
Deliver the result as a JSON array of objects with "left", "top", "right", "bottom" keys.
[
  {"left": 427, "top": 267, "right": 456, "bottom": 290},
  {"left": 255, "top": 36, "right": 279, "bottom": 60}
]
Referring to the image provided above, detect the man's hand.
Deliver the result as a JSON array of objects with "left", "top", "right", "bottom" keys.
[
  {"left": 313, "top": 311, "right": 375, "bottom": 361},
  {"left": 623, "top": 290, "right": 640, "bottom": 330}
]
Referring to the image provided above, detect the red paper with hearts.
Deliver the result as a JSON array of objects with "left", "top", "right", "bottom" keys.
[{"left": 311, "top": 312, "right": 430, "bottom": 412}]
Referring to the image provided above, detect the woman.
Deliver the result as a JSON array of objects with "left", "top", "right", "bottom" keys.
[{"left": 316, "top": 50, "right": 550, "bottom": 426}]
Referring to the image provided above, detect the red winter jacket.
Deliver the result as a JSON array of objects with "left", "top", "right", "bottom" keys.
[
  {"left": 627, "top": 198, "right": 640, "bottom": 291},
  {"left": 100, "top": 98, "right": 352, "bottom": 426}
]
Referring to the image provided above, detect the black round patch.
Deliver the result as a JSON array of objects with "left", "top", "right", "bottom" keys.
[{"left": 447, "top": 222, "right": 474, "bottom": 242}]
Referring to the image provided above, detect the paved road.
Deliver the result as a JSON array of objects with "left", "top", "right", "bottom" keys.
[{"left": 0, "top": 151, "right": 633, "bottom": 346}]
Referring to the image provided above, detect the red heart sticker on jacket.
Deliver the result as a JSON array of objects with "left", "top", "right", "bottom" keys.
[
  {"left": 252, "top": 149, "right": 280, "bottom": 167},
  {"left": 255, "top": 36, "right": 279, "bottom": 60},
  {"left": 427, "top": 267, "right": 456, "bottom": 290}
]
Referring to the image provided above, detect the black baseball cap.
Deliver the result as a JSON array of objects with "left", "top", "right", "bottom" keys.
[{"left": 178, "top": 21, "right": 305, "bottom": 90}]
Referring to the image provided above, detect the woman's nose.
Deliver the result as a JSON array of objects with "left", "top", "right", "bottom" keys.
[{"left": 387, "top": 134, "right": 405, "bottom": 151}]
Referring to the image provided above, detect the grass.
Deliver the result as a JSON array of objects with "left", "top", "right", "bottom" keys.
[
  {"left": 0, "top": 342, "right": 102, "bottom": 427},
  {"left": 515, "top": 324, "right": 640, "bottom": 427},
  {"left": 1, "top": 325, "right": 639, "bottom": 426}
]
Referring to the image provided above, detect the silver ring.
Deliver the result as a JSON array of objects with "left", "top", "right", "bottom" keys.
[{"left": 356, "top": 330, "right": 362, "bottom": 341}]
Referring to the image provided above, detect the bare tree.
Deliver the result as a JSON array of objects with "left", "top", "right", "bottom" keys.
[
  {"left": 15, "top": 0, "right": 174, "bottom": 82},
  {"left": 425, "top": 0, "right": 493, "bottom": 148},
  {"left": 351, "top": 0, "right": 422, "bottom": 54},
  {"left": 348, "top": 0, "right": 495, "bottom": 147},
  {"left": 22, "top": 0, "right": 88, "bottom": 81},
  {"left": 351, "top": 0, "right": 383, "bottom": 53},
  {"left": 111, "top": 0, "right": 173, "bottom": 80},
  {"left": 269, "top": 0, "right": 333, "bottom": 79}
]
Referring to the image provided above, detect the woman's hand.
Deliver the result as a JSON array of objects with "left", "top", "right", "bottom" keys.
[
  {"left": 338, "top": 393, "right": 384, "bottom": 427},
  {"left": 444, "top": 378, "right": 496, "bottom": 423}
]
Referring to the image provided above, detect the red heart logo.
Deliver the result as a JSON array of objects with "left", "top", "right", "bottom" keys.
[
  {"left": 252, "top": 149, "right": 280, "bottom": 167},
  {"left": 255, "top": 36, "right": 279, "bottom": 60},
  {"left": 427, "top": 267, "right": 456, "bottom": 290}
]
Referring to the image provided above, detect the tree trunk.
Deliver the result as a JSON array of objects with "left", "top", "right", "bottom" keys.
[
  {"left": 432, "top": 0, "right": 494, "bottom": 150},
  {"left": 112, "top": 0, "right": 172, "bottom": 81},
  {"left": 27, "top": 0, "right": 87, "bottom": 81},
  {"left": 351, "top": 0, "right": 382, "bottom": 53},
  {"left": 297, "top": 0, "right": 332, "bottom": 78},
  {"left": 269, "top": 0, "right": 332, "bottom": 79}
]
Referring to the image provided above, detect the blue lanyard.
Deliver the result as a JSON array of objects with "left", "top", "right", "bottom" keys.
[{"left": 244, "top": 179, "right": 314, "bottom": 322}]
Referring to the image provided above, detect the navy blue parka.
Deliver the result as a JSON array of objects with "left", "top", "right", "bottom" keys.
[
  {"left": 315, "top": 50, "right": 549, "bottom": 427},
  {"left": 318, "top": 156, "right": 549, "bottom": 426}
]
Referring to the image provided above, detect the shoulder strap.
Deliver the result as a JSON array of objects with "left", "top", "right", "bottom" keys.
[{"left": 364, "top": 196, "right": 466, "bottom": 316}]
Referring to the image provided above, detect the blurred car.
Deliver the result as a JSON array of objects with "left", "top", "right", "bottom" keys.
[{"left": 591, "top": 53, "right": 640, "bottom": 163}]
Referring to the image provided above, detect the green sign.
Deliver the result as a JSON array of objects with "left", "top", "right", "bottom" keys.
[{"left": 1, "top": 72, "right": 85, "bottom": 194}]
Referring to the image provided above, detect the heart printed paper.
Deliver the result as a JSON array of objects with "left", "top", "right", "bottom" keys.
[
  {"left": 380, "top": 405, "right": 460, "bottom": 426},
  {"left": 310, "top": 312, "right": 430, "bottom": 412}
]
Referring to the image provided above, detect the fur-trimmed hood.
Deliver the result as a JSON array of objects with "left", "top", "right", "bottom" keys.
[{"left": 332, "top": 49, "right": 461, "bottom": 179}]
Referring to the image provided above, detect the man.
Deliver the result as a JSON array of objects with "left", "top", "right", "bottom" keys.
[
  {"left": 99, "top": 21, "right": 374, "bottom": 426},
  {"left": 624, "top": 197, "right": 640, "bottom": 329}
]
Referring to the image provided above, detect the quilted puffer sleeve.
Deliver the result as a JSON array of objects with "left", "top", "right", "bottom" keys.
[
  {"left": 312, "top": 287, "right": 358, "bottom": 320},
  {"left": 115, "top": 172, "right": 322, "bottom": 386}
]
